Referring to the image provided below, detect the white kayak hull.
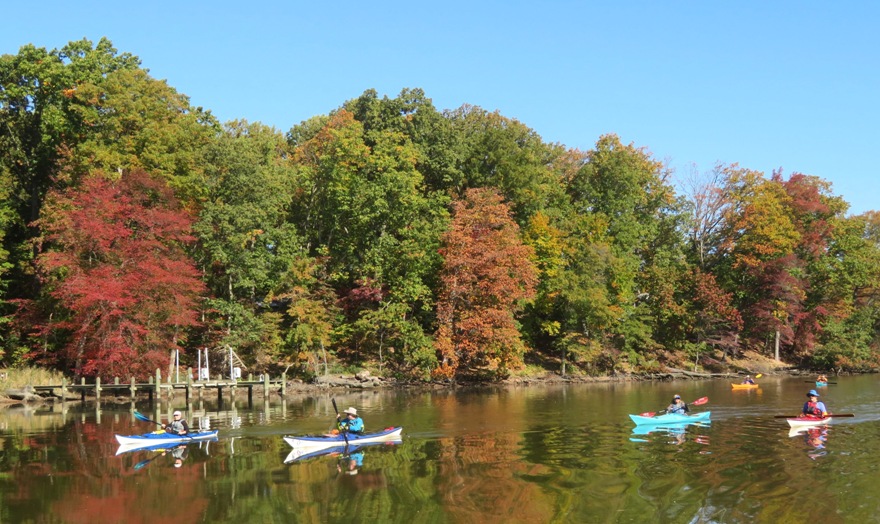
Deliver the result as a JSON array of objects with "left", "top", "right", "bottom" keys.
[
  {"left": 284, "top": 427, "right": 403, "bottom": 450},
  {"left": 786, "top": 417, "right": 832, "bottom": 428}
]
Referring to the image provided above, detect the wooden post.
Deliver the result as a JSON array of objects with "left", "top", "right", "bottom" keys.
[
  {"left": 263, "top": 373, "right": 270, "bottom": 398},
  {"left": 155, "top": 368, "right": 162, "bottom": 401},
  {"left": 217, "top": 385, "right": 222, "bottom": 405},
  {"left": 281, "top": 372, "right": 286, "bottom": 396},
  {"left": 81, "top": 377, "right": 86, "bottom": 403},
  {"left": 95, "top": 376, "right": 101, "bottom": 401},
  {"left": 130, "top": 376, "right": 136, "bottom": 401},
  {"left": 61, "top": 377, "right": 67, "bottom": 401},
  {"left": 186, "top": 368, "right": 192, "bottom": 404}
]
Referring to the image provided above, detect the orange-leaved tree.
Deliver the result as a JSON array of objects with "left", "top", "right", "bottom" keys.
[{"left": 434, "top": 188, "right": 537, "bottom": 380}]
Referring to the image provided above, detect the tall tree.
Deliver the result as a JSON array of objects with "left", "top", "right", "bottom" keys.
[
  {"left": 434, "top": 188, "right": 537, "bottom": 379},
  {"left": 31, "top": 169, "right": 204, "bottom": 379},
  {"left": 0, "top": 39, "right": 141, "bottom": 359}
]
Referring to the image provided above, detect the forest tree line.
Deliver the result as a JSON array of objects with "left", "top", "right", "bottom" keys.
[{"left": 1, "top": 39, "right": 879, "bottom": 382}]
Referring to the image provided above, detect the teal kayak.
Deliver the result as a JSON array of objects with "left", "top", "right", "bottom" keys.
[{"left": 629, "top": 411, "right": 711, "bottom": 425}]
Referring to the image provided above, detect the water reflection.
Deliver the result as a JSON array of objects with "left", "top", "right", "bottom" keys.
[
  {"left": 283, "top": 439, "right": 402, "bottom": 464},
  {"left": 631, "top": 422, "right": 711, "bottom": 448},
  {"left": 789, "top": 425, "right": 829, "bottom": 460}
]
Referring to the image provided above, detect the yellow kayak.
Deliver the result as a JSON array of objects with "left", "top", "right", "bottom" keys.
[{"left": 731, "top": 383, "right": 759, "bottom": 389}]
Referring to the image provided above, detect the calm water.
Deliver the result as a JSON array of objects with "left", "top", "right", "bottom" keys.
[{"left": 1, "top": 375, "right": 879, "bottom": 523}]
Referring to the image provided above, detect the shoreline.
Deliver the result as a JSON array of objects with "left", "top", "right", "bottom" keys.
[{"left": 0, "top": 366, "right": 855, "bottom": 409}]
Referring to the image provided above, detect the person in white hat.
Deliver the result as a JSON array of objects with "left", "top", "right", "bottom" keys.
[
  {"left": 666, "top": 394, "right": 689, "bottom": 415},
  {"left": 165, "top": 410, "right": 190, "bottom": 435},
  {"left": 336, "top": 407, "right": 364, "bottom": 435}
]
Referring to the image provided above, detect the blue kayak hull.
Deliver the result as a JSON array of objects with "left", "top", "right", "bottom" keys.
[{"left": 629, "top": 411, "right": 711, "bottom": 425}]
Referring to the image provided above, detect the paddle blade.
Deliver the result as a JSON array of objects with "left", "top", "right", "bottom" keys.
[
  {"left": 133, "top": 458, "right": 152, "bottom": 470},
  {"left": 690, "top": 396, "right": 709, "bottom": 406},
  {"left": 134, "top": 411, "right": 151, "bottom": 423},
  {"left": 638, "top": 412, "right": 656, "bottom": 417},
  {"left": 755, "top": 373, "right": 763, "bottom": 379}
]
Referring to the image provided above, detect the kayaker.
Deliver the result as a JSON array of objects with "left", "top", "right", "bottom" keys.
[
  {"left": 801, "top": 390, "right": 828, "bottom": 419},
  {"left": 666, "top": 395, "right": 689, "bottom": 415},
  {"left": 337, "top": 407, "right": 365, "bottom": 435},
  {"left": 742, "top": 375, "right": 755, "bottom": 384},
  {"left": 817, "top": 374, "right": 828, "bottom": 383},
  {"left": 165, "top": 410, "right": 190, "bottom": 435}
]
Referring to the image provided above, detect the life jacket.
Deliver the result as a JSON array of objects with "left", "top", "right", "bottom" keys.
[{"left": 804, "top": 401, "right": 824, "bottom": 417}]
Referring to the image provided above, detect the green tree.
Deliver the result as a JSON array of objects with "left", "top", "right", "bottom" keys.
[{"left": 192, "top": 121, "right": 302, "bottom": 371}]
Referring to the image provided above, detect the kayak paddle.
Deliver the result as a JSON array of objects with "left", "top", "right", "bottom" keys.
[
  {"left": 773, "top": 413, "right": 854, "bottom": 419},
  {"left": 804, "top": 380, "right": 837, "bottom": 384},
  {"left": 133, "top": 411, "right": 193, "bottom": 440},
  {"left": 639, "top": 396, "right": 709, "bottom": 417},
  {"left": 331, "top": 398, "right": 349, "bottom": 446}
]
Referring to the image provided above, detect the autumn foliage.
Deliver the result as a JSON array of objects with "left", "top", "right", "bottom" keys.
[
  {"left": 32, "top": 169, "right": 204, "bottom": 379},
  {"left": 434, "top": 188, "right": 537, "bottom": 379}
]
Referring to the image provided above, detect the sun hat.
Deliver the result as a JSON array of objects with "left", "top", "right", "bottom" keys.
[
  {"left": 173, "top": 410, "right": 182, "bottom": 416},
  {"left": 344, "top": 407, "right": 358, "bottom": 416},
  {"left": 807, "top": 390, "right": 820, "bottom": 397},
  {"left": 673, "top": 394, "right": 681, "bottom": 399}
]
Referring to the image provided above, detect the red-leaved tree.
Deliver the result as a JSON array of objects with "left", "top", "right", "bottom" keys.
[
  {"left": 32, "top": 169, "right": 205, "bottom": 379},
  {"left": 434, "top": 188, "right": 538, "bottom": 380}
]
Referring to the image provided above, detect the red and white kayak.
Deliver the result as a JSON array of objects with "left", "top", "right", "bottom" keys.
[{"left": 786, "top": 416, "right": 832, "bottom": 428}]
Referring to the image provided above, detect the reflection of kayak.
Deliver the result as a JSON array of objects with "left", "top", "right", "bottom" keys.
[
  {"left": 731, "top": 383, "right": 759, "bottom": 389},
  {"left": 631, "top": 420, "right": 709, "bottom": 436},
  {"left": 787, "top": 416, "right": 832, "bottom": 428},
  {"left": 114, "top": 430, "right": 219, "bottom": 451},
  {"left": 629, "top": 412, "right": 711, "bottom": 425},
  {"left": 284, "top": 438, "right": 402, "bottom": 464},
  {"left": 284, "top": 427, "right": 403, "bottom": 450},
  {"left": 115, "top": 437, "right": 217, "bottom": 456}
]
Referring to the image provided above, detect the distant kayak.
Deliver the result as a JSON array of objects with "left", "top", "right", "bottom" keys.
[
  {"left": 786, "top": 416, "right": 832, "bottom": 428},
  {"left": 731, "top": 383, "right": 759, "bottom": 389},
  {"left": 629, "top": 411, "right": 711, "bottom": 425},
  {"left": 815, "top": 381, "right": 828, "bottom": 387}
]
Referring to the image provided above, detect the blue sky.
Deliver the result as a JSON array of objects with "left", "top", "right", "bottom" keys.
[{"left": 3, "top": 1, "right": 878, "bottom": 214}]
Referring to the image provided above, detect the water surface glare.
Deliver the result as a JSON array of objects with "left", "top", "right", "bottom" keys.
[{"left": 1, "top": 375, "right": 879, "bottom": 523}]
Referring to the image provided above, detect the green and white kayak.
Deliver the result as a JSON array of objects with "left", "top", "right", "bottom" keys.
[{"left": 629, "top": 411, "right": 711, "bottom": 425}]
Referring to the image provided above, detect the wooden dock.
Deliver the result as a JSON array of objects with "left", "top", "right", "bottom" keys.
[{"left": 33, "top": 368, "right": 286, "bottom": 405}]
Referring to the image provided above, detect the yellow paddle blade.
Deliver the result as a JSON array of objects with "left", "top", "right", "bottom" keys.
[{"left": 755, "top": 373, "right": 763, "bottom": 379}]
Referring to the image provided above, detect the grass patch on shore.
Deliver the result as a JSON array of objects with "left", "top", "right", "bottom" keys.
[{"left": 0, "top": 367, "right": 66, "bottom": 390}]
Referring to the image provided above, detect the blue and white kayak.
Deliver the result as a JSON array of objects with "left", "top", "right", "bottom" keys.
[
  {"left": 284, "top": 438, "right": 403, "bottom": 464},
  {"left": 115, "top": 430, "right": 219, "bottom": 448},
  {"left": 629, "top": 411, "right": 711, "bottom": 425},
  {"left": 284, "top": 427, "right": 403, "bottom": 450}
]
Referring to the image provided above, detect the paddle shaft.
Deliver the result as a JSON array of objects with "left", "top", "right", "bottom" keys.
[
  {"left": 331, "top": 398, "right": 349, "bottom": 446},
  {"left": 640, "top": 396, "right": 709, "bottom": 417},
  {"left": 134, "top": 411, "right": 193, "bottom": 440},
  {"left": 805, "top": 381, "right": 837, "bottom": 384}
]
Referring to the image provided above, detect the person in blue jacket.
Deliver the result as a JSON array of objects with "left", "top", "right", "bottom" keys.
[
  {"left": 337, "top": 407, "right": 365, "bottom": 434},
  {"left": 801, "top": 390, "right": 828, "bottom": 418},
  {"left": 666, "top": 395, "right": 689, "bottom": 415}
]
